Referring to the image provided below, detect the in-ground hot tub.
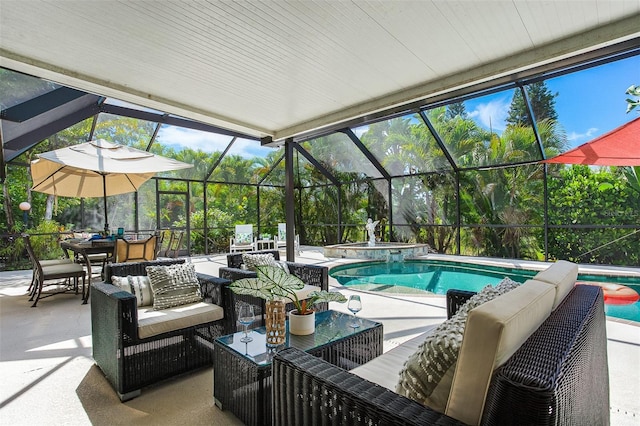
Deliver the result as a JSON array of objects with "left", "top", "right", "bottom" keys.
[{"left": 323, "top": 242, "right": 432, "bottom": 262}]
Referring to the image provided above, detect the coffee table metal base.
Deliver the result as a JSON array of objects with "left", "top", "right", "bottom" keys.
[{"left": 213, "top": 310, "right": 383, "bottom": 426}]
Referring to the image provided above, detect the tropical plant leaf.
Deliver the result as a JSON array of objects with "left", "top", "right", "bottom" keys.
[
  {"left": 255, "top": 265, "right": 304, "bottom": 296},
  {"left": 308, "top": 290, "right": 347, "bottom": 304},
  {"left": 229, "top": 277, "right": 276, "bottom": 300}
]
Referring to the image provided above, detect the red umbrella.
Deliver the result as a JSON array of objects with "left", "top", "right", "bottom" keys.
[{"left": 543, "top": 116, "right": 640, "bottom": 166}]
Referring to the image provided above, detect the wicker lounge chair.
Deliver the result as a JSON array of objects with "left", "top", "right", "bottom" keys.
[{"left": 91, "top": 259, "right": 233, "bottom": 401}]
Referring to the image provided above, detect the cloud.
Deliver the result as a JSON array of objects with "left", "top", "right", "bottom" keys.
[
  {"left": 467, "top": 97, "right": 510, "bottom": 132},
  {"left": 567, "top": 127, "right": 598, "bottom": 143},
  {"left": 157, "top": 126, "right": 273, "bottom": 158}
]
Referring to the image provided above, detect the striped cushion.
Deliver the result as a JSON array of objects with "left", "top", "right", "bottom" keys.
[
  {"left": 146, "top": 263, "right": 202, "bottom": 310},
  {"left": 111, "top": 275, "right": 154, "bottom": 307}
]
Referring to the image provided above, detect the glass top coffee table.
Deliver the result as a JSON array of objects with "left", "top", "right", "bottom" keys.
[{"left": 213, "top": 309, "right": 383, "bottom": 426}]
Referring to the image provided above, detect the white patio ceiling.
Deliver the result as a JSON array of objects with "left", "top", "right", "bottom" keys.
[{"left": 1, "top": 1, "right": 639, "bottom": 142}]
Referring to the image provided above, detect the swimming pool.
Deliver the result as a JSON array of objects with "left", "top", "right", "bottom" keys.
[{"left": 330, "top": 260, "right": 640, "bottom": 323}]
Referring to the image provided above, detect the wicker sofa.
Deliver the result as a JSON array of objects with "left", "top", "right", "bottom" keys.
[
  {"left": 272, "top": 262, "right": 610, "bottom": 426},
  {"left": 91, "top": 259, "right": 233, "bottom": 401},
  {"left": 219, "top": 250, "right": 329, "bottom": 328}
]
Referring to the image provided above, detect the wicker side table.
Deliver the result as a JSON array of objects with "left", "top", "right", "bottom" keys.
[{"left": 213, "top": 310, "right": 383, "bottom": 426}]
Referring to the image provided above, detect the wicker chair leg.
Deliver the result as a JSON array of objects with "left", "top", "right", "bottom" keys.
[{"left": 118, "top": 389, "right": 141, "bottom": 402}]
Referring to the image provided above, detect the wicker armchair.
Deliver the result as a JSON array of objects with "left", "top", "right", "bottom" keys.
[
  {"left": 272, "top": 285, "right": 609, "bottom": 426},
  {"left": 91, "top": 259, "right": 233, "bottom": 401},
  {"left": 219, "top": 250, "right": 329, "bottom": 329}
]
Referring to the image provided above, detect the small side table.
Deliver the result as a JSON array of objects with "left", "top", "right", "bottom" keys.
[
  {"left": 213, "top": 310, "right": 383, "bottom": 426},
  {"left": 255, "top": 239, "right": 275, "bottom": 251}
]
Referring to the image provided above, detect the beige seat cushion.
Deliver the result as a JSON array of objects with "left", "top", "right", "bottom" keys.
[
  {"left": 352, "top": 333, "right": 427, "bottom": 390},
  {"left": 394, "top": 278, "right": 520, "bottom": 413},
  {"left": 445, "top": 279, "right": 555, "bottom": 425},
  {"left": 533, "top": 260, "right": 578, "bottom": 309},
  {"left": 137, "top": 302, "right": 224, "bottom": 339}
]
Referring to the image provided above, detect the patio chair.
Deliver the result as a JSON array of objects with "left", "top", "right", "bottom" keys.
[
  {"left": 157, "top": 230, "right": 184, "bottom": 258},
  {"left": 275, "top": 222, "right": 300, "bottom": 253},
  {"left": 229, "top": 224, "right": 256, "bottom": 253},
  {"left": 166, "top": 230, "right": 183, "bottom": 258},
  {"left": 23, "top": 234, "right": 86, "bottom": 307},
  {"left": 115, "top": 235, "right": 157, "bottom": 263}
]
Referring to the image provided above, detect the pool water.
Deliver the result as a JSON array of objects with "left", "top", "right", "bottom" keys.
[{"left": 330, "top": 260, "right": 640, "bottom": 323}]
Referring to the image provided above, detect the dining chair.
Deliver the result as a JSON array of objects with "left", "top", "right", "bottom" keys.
[
  {"left": 23, "top": 234, "right": 86, "bottom": 307},
  {"left": 115, "top": 235, "right": 158, "bottom": 262},
  {"left": 25, "top": 243, "right": 74, "bottom": 295},
  {"left": 166, "top": 230, "right": 184, "bottom": 258},
  {"left": 229, "top": 224, "right": 256, "bottom": 253},
  {"left": 275, "top": 222, "right": 300, "bottom": 254}
]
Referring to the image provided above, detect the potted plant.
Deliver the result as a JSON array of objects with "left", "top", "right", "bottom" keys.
[{"left": 229, "top": 265, "right": 347, "bottom": 335}]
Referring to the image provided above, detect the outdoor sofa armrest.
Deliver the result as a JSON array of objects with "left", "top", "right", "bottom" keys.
[
  {"left": 103, "top": 258, "right": 185, "bottom": 283},
  {"left": 272, "top": 347, "right": 465, "bottom": 426},
  {"left": 92, "top": 281, "right": 139, "bottom": 342},
  {"left": 285, "top": 262, "right": 328, "bottom": 291},
  {"left": 218, "top": 266, "right": 257, "bottom": 282},
  {"left": 196, "top": 272, "right": 234, "bottom": 334},
  {"left": 446, "top": 289, "right": 476, "bottom": 319},
  {"left": 226, "top": 250, "right": 280, "bottom": 268},
  {"left": 481, "top": 284, "right": 609, "bottom": 425}
]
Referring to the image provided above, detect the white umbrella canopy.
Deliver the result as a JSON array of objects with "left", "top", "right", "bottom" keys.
[{"left": 31, "top": 139, "right": 193, "bottom": 233}]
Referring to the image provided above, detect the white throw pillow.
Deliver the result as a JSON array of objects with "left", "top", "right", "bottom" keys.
[
  {"left": 111, "top": 275, "right": 154, "bottom": 307},
  {"left": 396, "top": 277, "right": 520, "bottom": 412},
  {"left": 242, "top": 253, "right": 278, "bottom": 271},
  {"left": 146, "top": 263, "right": 202, "bottom": 310}
]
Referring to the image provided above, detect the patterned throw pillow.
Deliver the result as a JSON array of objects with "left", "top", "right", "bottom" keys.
[
  {"left": 236, "top": 232, "right": 252, "bottom": 245},
  {"left": 242, "top": 253, "right": 278, "bottom": 271},
  {"left": 396, "top": 277, "right": 520, "bottom": 412},
  {"left": 146, "top": 263, "right": 202, "bottom": 310},
  {"left": 111, "top": 275, "right": 154, "bottom": 307}
]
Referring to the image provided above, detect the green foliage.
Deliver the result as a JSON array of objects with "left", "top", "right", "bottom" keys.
[
  {"left": 28, "top": 220, "right": 66, "bottom": 260},
  {"left": 173, "top": 206, "right": 234, "bottom": 254},
  {"left": 3, "top": 73, "right": 637, "bottom": 267},
  {"left": 1, "top": 220, "right": 65, "bottom": 271},
  {"left": 506, "top": 82, "right": 558, "bottom": 126},
  {"left": 546, "top": 165, "right": 640, "bottom": 265},
  {"left": 626, "top": 84, "right": 640, "bottom": 113}
]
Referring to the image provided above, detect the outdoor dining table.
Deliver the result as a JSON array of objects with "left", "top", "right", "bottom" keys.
[{"left": 60, "top": 238, "right": 115, "bottom": 304}]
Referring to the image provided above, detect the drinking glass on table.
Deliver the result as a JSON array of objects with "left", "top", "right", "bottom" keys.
[
  {"left": 347, "top": 295, "right": 362, "bottom": 328},
  {"left": 238, "top": 304, "right": 255, "bottom": 343}
]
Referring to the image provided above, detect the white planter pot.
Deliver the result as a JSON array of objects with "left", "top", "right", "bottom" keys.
[{"left": 288, "top": 310, "right": 315, "bottom": 335}]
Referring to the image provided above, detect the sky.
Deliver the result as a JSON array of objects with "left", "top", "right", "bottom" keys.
[{"left": 465, "top": 54, "right": 639, "bottom": 149}]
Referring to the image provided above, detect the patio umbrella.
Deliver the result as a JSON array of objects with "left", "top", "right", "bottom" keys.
[
  {"left": 30, "top": 139, "right": 193, "bottom": 234},
  {"left": 542, "top": 116, "right": 640, "bottom": 166}
]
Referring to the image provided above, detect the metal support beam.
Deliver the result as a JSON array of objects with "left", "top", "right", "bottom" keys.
[{"left": 284, "top": 138, "right": 295, "bottom": 261}]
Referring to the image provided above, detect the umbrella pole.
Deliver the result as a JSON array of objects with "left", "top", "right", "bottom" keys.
[{"left": 103, "top": 174, "right": 109, "bottom": 236}]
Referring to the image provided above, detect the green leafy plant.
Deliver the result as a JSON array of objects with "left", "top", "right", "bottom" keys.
[
  {"left": 229, "top": 265, "right": 347, "bottom": 315},
  {"left": 626, "top": 84, "right": 640, "bottom": 113}
]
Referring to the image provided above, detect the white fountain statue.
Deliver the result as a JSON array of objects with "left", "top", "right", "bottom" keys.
[{"left": 365, "top": 218, "right": 379, "bottom": 247}]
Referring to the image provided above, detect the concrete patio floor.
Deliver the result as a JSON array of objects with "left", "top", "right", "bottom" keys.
[{"left": 1, "top": 248, "right": 638, "bottom": 425}]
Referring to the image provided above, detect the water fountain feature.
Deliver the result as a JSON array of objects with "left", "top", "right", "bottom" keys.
[{"left": 323, "top": 219, "right": 432, "bottom": 261}]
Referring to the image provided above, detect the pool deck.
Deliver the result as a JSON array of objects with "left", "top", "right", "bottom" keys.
[{"left": 1, "top": 248, "right": 638, "bottom": 425}]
